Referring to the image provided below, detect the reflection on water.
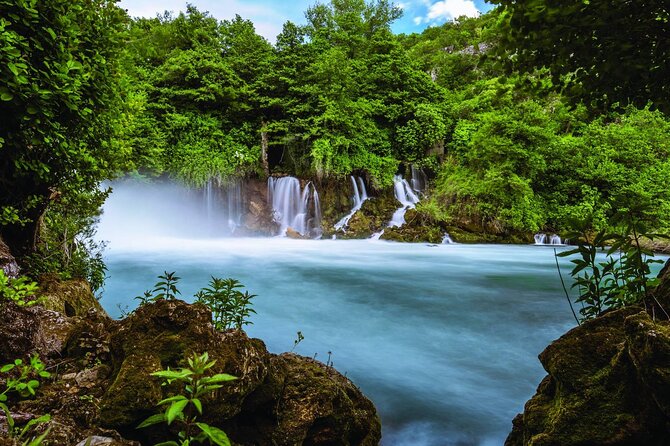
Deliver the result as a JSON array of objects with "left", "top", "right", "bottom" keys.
[{"left": 99, "top": 236, "right": 588, "bottom": 445}]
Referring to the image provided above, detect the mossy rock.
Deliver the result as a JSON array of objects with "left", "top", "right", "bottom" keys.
[
  {"left": 39, "top": 277, "right": 105, "bottom": 317},
  {"left": 507, "top": 307, "right": 670, "bottom": 446},
  {"left": 99, "top": 354, "right": 163, "bottom": 431}
]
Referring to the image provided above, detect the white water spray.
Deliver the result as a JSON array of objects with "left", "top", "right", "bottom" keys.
[
  {"left": 204, "top": 178, "right": 243, "bottom": 234},
  {"left": 534, "top": 233, "right": 563, "bottom": 245},
  {"left": 442, "top": 233, "right": 454, "bottom": 244},
  {"left": 388, "top": 175, "right": 420, "bottom": 228},
  {"left": 267, "top": 176, "right": 322, "bottom": 238},
  {"left": 334, "top": 176, "right": 369, "bottom": 231}
]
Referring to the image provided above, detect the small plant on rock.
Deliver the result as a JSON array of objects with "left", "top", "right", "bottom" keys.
[
  {"left": 0, "top": 355, "right": 51, "bottom": 444},
  {"left": 0, "top": 270, "right": 40, "bottom": 307},
  {"left": 558, "top": 211, "right": 667, "bottom": 321},
  {"left": 194, "top": 278, "right": 256, "bottom": 330},
  {"left": 138, "top": 352, "right": 236, "bottom": 446},
  {"left": 135, "top": 271, "right": 181, "bottom": 306}
]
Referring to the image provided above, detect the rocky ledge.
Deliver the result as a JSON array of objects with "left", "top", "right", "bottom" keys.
[
  {"left": 0, "top": 281, "right": 381, "bottom": 445},
  {"left": 507, "top": 261, "right": 670, "bottom": 445}
]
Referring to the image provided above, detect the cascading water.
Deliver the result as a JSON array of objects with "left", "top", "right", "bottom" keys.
[
  {"left": 534, "top": 233, "right": 563, "bottom": 245},
  {"left": 410, "top": 165, "right": 428, "bottom": 195},
  {"left": 534, "top": 233, "right": 547, "bottom": 245},
  {"left": 203, "top": 178, "right": 244, "bottom": 235},
  {"left": 267, "top": 176, "right": 322, "bottom": 238},
  {"left": 334, "top": 176, "right": 369, "bottom": 231},
  {"left": 388, "top": 175, "right": 420, "bottom": 228},
  {"left": 442, "top": 233, "right": 454, "bottom": 244}
]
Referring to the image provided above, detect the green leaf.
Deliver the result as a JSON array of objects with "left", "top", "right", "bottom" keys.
[
  {"left": 157, "top": 395, "right": 188, "bottom": 405},
  {"left": 195, "top": 422, "right": 231, "bottom": 446},
  {"left": 137, "top": 413, "right": 166, "bottom": 428},
  {"left": 166, "top": 399, "right": 188, "bottom": 425},
  {"left": 192, "top": 397, "right": 203, "bottom": 415},
  {"left": 152, "top": 369, "right": 193, "bottom": 380},
  {"left": 200, "top": 373, "right": 237, "bottom": 384}
]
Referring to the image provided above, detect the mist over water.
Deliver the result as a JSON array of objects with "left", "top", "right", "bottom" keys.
[{"left": 97, "top": 181, "right": 594, "bottom": 445}]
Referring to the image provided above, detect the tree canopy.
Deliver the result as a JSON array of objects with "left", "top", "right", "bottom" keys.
[
  {"left": 0, "top": 0, "right": 127, "bottom": 256},
  {"left": 491, "top": 0, "right": 670, "bottom": 112}
]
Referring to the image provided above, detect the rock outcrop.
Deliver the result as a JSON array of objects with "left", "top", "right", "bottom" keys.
[
  {"left": 507, "top": 261, "right": 670, "bottom": 446},
  {"left": 0, "top": 285, "right": 381, "bottom": 446},
  {"left": 0, "top": 237, "right": 19, "bottom": 278}
]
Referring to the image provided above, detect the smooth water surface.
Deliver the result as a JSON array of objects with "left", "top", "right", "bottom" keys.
[
  {"left": 99, "top": 232, "right": 580, "bottom": 445},
  {"left": 97, "top": 180, "right": 593, "bottom": 445}
]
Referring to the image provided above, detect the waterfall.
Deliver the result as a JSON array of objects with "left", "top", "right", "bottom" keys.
[
  {"left": 442, "top": 233, "right": 454, "bottom": 244},
  {"left": 268, "top": 176, "right": 322, "bottom": 238},
  {"left": 410, "top": 165, "right": 428, "bottom": 194},
  {"left": 369, "top": 231, "right": 384, "bottom": 240},
  {"left": 534, "top": 233, "right": 563, "bottom": 245},
  {"left": 388, "top": 175, "right": 420, "bottom": 228},
  {"left": 203, "top": 178, "right": 244, "bottom": 235},
  {"left": 334, "top": 176, "right": 369, "bottom": 231}
]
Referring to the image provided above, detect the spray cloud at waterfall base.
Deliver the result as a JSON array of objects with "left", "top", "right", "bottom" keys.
[{"left": 97, "top": 179, "right": 247, "bottom": 247}]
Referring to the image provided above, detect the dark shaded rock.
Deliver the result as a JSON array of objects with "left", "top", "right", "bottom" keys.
[
  {"left": 1, "top": 284, "right": 380, "bottom": 446},
  {"left": 0, "top": 237, "right": 19, "bottom": 278},
  {"left": 0, "top": 302, "right": 76, "bottom": 364},
  {"left": 95, "top": 299, "right": 380, "bottom": 445},
  {"left": 506, "top": 271, "right": 670, "bottom": 446},
  {"left": 267, "top": 353, "right": 381, "bottom": 446}
]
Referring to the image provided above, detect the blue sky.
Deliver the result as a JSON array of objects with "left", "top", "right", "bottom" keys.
[{"left": 118, "top": 0, "right": 494, "bottom": 42}]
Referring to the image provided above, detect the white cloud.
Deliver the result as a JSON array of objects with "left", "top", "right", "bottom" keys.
[
  {"left": 413, "top": 16, "right": 423, "bottom": 25},
  {"left": 422, "top": 0, "right": 479, "bottom": 23}
]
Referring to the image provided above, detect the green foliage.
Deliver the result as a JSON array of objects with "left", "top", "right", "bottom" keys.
[
  {"left": 0, "top": 270, "right": 40, "bottom": 307},
  {"left": 136, "top": 271, "right": 181, "bottom": 305},
  {"left": 138, "top": 352, "right": 236, "bottom": 446},
  {"left": 24, "top": 189, "right": 109, "bottom": 294},
  {"left": 491, "top": 0, "right": 669, "bottom": 112},
  {"left": 0, "top": 355, "right": 51, "bottom": 444},
  {"left": 0, "top": 0, "right": 127, "bottom": 257},
  {"left": 194, "top": 278, "right": 256, "bottom": 330},
  {"left": 558, "top": 213, "right": 665, "bottom": 321}
]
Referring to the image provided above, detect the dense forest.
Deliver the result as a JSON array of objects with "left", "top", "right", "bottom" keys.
[{"left": 1, "top": 0, "right": 669, "bottom": 280}]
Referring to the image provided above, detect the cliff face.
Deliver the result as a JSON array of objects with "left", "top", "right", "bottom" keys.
[
  {"left": 0, "top": 282, "right": 381, "bottom": 446},
  {"left": 507, "top": 261, "right": 670, "bottom": 446}
]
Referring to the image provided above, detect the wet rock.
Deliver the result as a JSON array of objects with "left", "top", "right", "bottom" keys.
[
  {"left": 286, "top": 227, "right": 307, "bottom": 239},
  {"left": 507, "top": 266, "right": 670, "bottom": 446}
]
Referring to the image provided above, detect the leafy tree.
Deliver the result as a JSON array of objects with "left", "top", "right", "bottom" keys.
[
  {"left": 0, "top": 0, "right": 127, "bottom": 257},
  {"left": 491, "top": 0, "right": 670, "bottom": 112}
]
